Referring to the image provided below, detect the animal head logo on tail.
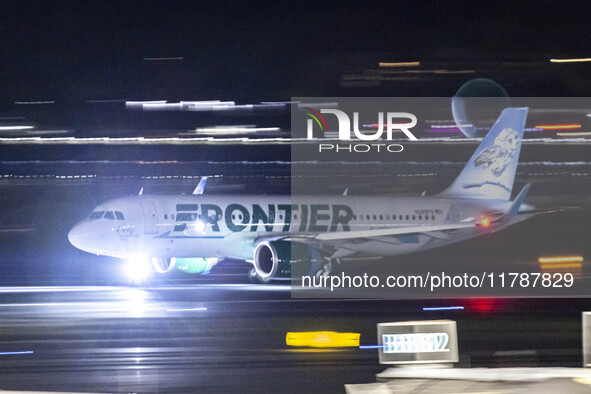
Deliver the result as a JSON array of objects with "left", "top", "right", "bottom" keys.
[
  {"left": 439, "top": 107, "right": 528, "bottom": 201},
  {"left": 473, "top": 127, "right": 520, "bottom": 177}
]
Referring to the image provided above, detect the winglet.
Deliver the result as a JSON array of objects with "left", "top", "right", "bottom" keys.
[
  {"left": 343, "top": 187, "right": 349, "bottom": 196},
  {"left": 138, "top": 187, "right": 144, "bottom": 196},
  {"left": 193, "top": 177, "right": 208, "bottom": 195}
]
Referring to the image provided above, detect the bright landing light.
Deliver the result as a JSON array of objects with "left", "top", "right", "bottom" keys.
[{"left": 124, "top": 255, "right": 152, "bottom": 283}]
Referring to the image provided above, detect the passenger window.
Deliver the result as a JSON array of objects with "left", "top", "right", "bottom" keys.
[
  {"left": 177, "top": 213, "right": 198, "bottom": 221},
  {"left": 164, "top": 214, "right": 168, "bottom": 220},
  {"left": 379, "top": 215, "right": 383, "bottom": 220},
  {"left": 115, "top": 211, "right": 124, "bottom": 220},
  {"left": 104, "top": 211, "right": 115, "bottom": 220},
  {"left": 88, "top": 211, "right": 104, "bottom": 219}
]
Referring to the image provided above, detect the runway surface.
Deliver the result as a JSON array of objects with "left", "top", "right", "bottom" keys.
[
  {"left": 0, "top": 281, "right": 587, "bottom": 393},
  {"left": 1, "top": 143, "right": 591, "bottom": 391}
]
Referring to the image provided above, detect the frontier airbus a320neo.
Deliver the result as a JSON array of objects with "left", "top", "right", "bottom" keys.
[{"left": 69, "top": 108, "right": 540, "bottom": 282}]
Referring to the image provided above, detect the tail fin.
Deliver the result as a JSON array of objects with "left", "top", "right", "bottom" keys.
[{"left": 438, "top": 107, "right": 528, "bottom": 201}]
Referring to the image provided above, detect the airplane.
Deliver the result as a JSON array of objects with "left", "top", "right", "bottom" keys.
[{"left": 68, "top": 107, "right": 539, "bottom": 283}]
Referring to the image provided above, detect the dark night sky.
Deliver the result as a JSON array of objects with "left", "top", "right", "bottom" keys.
[{"left": 1, "top": 1, "right": 591, "bottom": 101}]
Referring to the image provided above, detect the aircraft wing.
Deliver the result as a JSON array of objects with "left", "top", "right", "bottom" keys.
[
  {"left": 247, "top": 222, "right": 477, "bottom": 245},
  {"left": 311, "top": 222, "right": 476, "bottom": 241}
]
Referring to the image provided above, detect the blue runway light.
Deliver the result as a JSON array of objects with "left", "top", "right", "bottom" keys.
[
  {"left": 0, "top": 350, "right": 34, "bottom": 355},
  {"left": 422, "top": 306, "right": 464, "bottom": 311}
]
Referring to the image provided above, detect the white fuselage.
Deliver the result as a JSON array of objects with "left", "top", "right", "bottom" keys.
[{"left": 67, "top": 194, "right": 531, "bottom": 261}]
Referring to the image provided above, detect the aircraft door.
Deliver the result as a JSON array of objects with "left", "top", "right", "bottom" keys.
[
  {"left": 140, "top": 201, "right": 159, "bottom": 234},
  {"left": 446, "top": 202, "right": 461, "bottom": 223}
]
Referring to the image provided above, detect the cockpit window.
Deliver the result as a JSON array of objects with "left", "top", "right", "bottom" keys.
[
  {"left": 88, "top": 211, "right": 105, "bottom": 219},
  {"left": 115, "top": 211, "right": 124, "bottom": 220},
  {"left": 104, "top": 211, "right": 115, "bottom": 220}
]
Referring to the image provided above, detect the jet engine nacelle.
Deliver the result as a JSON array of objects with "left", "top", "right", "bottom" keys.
[
  {"left": 152, "top": 257, "right": 175, "bottom": 274},
  {"left": 253, "top": 240, "right": 321, "bottom": 280},
  {"left": 151, "top": 257, "right": 219, "bottom": 275}
]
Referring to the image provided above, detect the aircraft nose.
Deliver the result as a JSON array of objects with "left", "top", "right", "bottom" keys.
[{"left": 68, "top": 222, "right": 90, "bottom": 251}]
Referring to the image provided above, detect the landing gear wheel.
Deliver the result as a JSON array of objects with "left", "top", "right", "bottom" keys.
[
  {"left": 247, "top": 267, "right": 258, "bottom": 283},
  {"left": 248, "top": 267, "right": 271, "bottom": 284}
]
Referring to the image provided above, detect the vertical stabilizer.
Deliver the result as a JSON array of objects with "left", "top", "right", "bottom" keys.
[{"left": 438, "top": 107, "right": 528, "bottom": 200}]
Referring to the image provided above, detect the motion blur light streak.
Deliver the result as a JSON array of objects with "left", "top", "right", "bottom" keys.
[
  {"left": 286, "top": 332, "right": 360, "bottom": 348},
  {"left": 431, "top": 124, "right": 473, "bottom": 129},
  {"left": 358, "top": 345, "right": 384, "bottom": 349},
  {"left": 0, "top": 126, "right": 34, "bottom": 131},
  {"left": 538, "top": 255, "right": 583, "bottom": 270},
  {"left": 378, "top": 61, "right": 420, "bottom": 67},
  {"left": 143, "top": 56, "right": 184, "bottom": 61},
  {"left": 541, "top": 263, "right": 582, "bottom": 269},
  {"left": 422, "top": 306, "right": 464, "bottom": 311},
  {"left": 195, "top": 127, "right": 281, "bottom": 134},
  {"left": 550, "top": 58, "right": 591, "bottom": 63},
  {"left": 0, "top": 350, "right": 34, "bottom": 356},
  {"left": 14, "top": 101, "right": 55, "bottom": 105},
  {"left": 425, "top": 128, "right": 461, "bottom": 133},
  {"left": 535, "top": 123, "right": 582, "bottom": 130},
  {"left": 285, "top": 349, "right": 346, "bottom": 353},
  {"left": 538, "top": 256, "right": 584, "bottom": 263},
  {"left": 557, "top": 132, "right": 591, "bottom": 136}
]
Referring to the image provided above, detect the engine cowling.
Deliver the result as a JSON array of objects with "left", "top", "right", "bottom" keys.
[
  {"left": 175, "top": 257, "right": 219, "bottom": 274},
  {"left": 253, "top": 241, "right": 321, "bottom": 280},
  {"left": 151, "top": 257, "right": 175, "bottom": 274},
  {"left": 151, "top": 257, "right": 219, "bottom": 275}
]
